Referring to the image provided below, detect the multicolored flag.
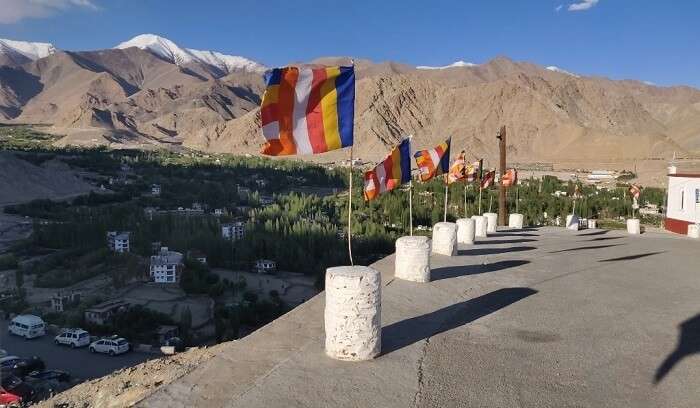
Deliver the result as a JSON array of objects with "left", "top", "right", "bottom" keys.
[
  {"left": 447, "top": 150, "right": 466, "bottom": 184},
  {"left": 260, "top": 66, "right": 355, "bottom": 156},
  {"left": 465, "top": 160, "right": 481, "bottom": 183},
  {"left": 363, "top": 139, "right": 412, "bottom": 201},
  {"left": 481, "top": 170, "right": 495, "bottom": 189},
  {"left": 501, "top": 168, "right": 518, "bottom": 187},
  {"left": 414, "top": 138, "right": 451, "bottom": 182},
  {"left": 628, "top": 184, "right": 641, "bottom": 199}
]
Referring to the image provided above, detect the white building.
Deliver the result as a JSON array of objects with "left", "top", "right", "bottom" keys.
[
  {"left": 151, "top": 184, "right": 161, "bottom": 196},
  {"left": 665, "top": 167, "right": 700, "bottom": 235},
  {"left": 255, "top": 259, "right": 277, "bottom": 274},
  {"left": 107, "top": 231, "right": 130, "bottom": 253},
  {"left": 222, "top": 222, "right": 245, "bottom": 241},
  {"left": 150, "top": 247, "right": 184, "bottom": 283}
]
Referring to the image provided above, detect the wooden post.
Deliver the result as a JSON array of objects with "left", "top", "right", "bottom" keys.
[
  {"left": 497, "top": 126, "right": 507, "bottom": 226},
  {"left": 348, "top": 147, "right": 354, "bottom": 266}
]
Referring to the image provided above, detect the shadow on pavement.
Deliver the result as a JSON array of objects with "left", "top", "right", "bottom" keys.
[
  {"left": 577, "top": 230, "right": 610, "bottom": 236},
  {"left": 654, "top": 313, "right": 700, "bottom": 383},
  {"left": 381, "top": 287, "right": 538, "bottom": 355},
  {"left": 550, "top": 244, "right": 623, "bottom": 253},
  {"left": 431, "top": 260, "right": 530, "bottom": 281},
  {"left": 588, "top": 237, "right": 622, "bottom": 242},
  {"left": 475, "top": 239, "right": 537, "bottom": 245},
  {"left": 599, "top": 251, "right": 665, "bottom": 262},
  {"left": 493, "top": 232, "right": 539, "bottom": 237},
  {"left": 459, "top": 246, "right": 535, "bottom": 256}
]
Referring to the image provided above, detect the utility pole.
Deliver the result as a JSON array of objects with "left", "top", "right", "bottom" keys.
[{"left": 497, "top": 126, "right": 507, "bottom": 226}]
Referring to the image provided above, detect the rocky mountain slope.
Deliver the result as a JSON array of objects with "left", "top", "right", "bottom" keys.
[{"left": 1, "top": 35, "right": 699, "bottom": 166}]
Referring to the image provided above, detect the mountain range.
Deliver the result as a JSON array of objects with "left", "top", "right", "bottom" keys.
[{"left": 1, "top": 34, "right": 699, "bottom": 171}]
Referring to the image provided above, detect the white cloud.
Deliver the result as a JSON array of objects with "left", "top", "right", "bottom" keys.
[
  {"left": 0, "top": 0, "right": 98, "bottom": 24},
  {"left": 568, "top": 0, "right": 599, "bottom": 11},
  {"left": 555, "top": 4, "right": 563, "bottom": 12}
]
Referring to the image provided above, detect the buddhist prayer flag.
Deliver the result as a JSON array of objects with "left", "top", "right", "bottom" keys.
[
  {"left": 481, "top": 170, "right": 495, "bottom": 189},
  {"left": 414, "top": 138, "right": 451, "bottom": 182},
  {"left": 260, "top": 66, "right": 355, "bottom": 156},
  {"left": 501, "top": 168, "right": 518, "bottom": 187},
  {"left": 465, "top": 160, "right": 481, "bottom": 183},
  {"left": 363, "top": 139, "right": 412, "bottom": 201},
  {"left": 447, "top": 150, "right": 467, "bottom": 184},
  {"left": 628, "top": 184, "right": 641, "bottom": 199}
]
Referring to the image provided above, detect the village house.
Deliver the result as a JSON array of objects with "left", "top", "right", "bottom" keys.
[
  {"left": 255, "top": 259, "right": 277, "bottom": 274},
  {"left": 151, "top": 184, "right": 161, "bottom": 196},
  {"left": 107, "top": 231, "right": 130, "bottom": 253},
  {"left": 665, "top": 165, "right": 700, "bottom": 234},
  {"left": 50, "top": 291, "right": 80, "bottom": 313},
  {"left": 187, "top": 249, "right": 207, "bottom": 265},
  {"left": 84, "top": 299, "right": 130, "bottom": 325},
  {"left": 222, "top": 222, "right": 245, "bottom": 241},
  {"left": 150, "top": 247, "right": 184, "bottom": 283}
]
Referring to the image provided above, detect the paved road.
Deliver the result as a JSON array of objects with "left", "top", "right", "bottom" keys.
[{"left": 0, "top": 320, "right": 153, "bottom": 381}]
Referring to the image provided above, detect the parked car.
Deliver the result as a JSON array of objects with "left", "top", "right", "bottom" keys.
[
  {"left": 163, "top": 337, "right": 185, "bottom": 352},
  {"left": 27, "top": 370, "right": 70, "bottom": 383},
  {"left": 0, "top": 374, "right": 34, "bottom": 408},
  {"left": 89, "top": 336, "right": 130, "bottom": 356},
  {"left": 0, "top": 356, "right": 45, "bottom": 378},
  {"left": 54, "top": 329, "right": 90, "bottom": 348},
  {"left": 7, "top": 315, "right": 45, "bottom": 339}
]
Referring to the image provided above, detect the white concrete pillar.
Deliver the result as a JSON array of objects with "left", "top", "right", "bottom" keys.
[
  {"left": 456, "top": 218, "right": 476, "bottom": 245},
  {"left": 472, "top": 215, "right": 487, "bottom": 238},
  {"left": 566, "top": 214, "right": 579, "bottom": 231},
  {"left": 432, "top": 222, "right": 457, "bottom": 256},
  {"left": 324, "top": 266, "right": 381, "bottom": 361},
  {"left": 395, "top": 236, "right": 431, "bottom": 282},
  {"left": 626, "top": 218, "right": 641, "bottom": 235},
  {"left": 688, "top": 224, "right": 700, "bottom": 239},
  {"left": 483, "top": 212, "right": 498, "bottom": 234},
  {"left": 508, "top": 213, "right": 524, "bottom": 229},
  {"left": 588, "top": 219, "right": 597, "bottom": 229}
]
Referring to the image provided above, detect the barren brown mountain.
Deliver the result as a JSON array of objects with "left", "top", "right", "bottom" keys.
[{"left": 2, "top": 38, "right": 699, "bottom": 174}]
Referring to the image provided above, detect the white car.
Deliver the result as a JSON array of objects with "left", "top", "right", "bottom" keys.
[
  {"left": 89, "top": 337, "right": 129, "bottom": 356},
  {"left": 54, "top": 329, "right": 91, "bottom": 348},
  {"left": 7, "top": 314, "right": 45, "bottom": 339}
]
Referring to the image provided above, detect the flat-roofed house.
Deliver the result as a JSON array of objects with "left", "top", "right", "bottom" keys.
[
  {"left": 665, "top": 165, "right": 700, "bottom": 234},
  {"left": 150, "top": 247, "right": 184, "bottom": 283}
]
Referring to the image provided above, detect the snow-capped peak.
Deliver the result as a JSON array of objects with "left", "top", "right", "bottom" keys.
[
  {"left": 416, "top": 60, "right": 478, "bottom": 70},
  {"left": 0, "top": 38, "right": 56, "bottom": 61},
  {"left": 546, "top": 66, "right": 580, "bottom": 78},
  {"left": 115, "top": 34, "right": 266, "bottom": 73}
]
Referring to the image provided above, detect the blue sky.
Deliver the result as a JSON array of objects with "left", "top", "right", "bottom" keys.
[{"left": 0, "top": 0, "right": 698, "bottom": 88}]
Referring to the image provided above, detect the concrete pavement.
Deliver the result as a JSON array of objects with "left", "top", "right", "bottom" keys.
[{"left": 50, "top": 227, "right": 700, "bottom": 407}]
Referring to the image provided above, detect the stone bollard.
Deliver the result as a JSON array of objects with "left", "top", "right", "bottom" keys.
[
  {"left": 626, "top": 218, "right": 641, "bottom": 235},
  {"left": 483, "top": 212, "right": 498, "bottom": 234},
  {"left": 456, "top": 218, "right": 476, "bottom": 245},
  {"left": 325, "top": 266, "right": 381, "bottom": 361},
  {"left": 588, "top": 219, "right": 597, "bottom": 229},
  {"left": 472, "top": 215, "right": 487, "bottom": 238},
  {"left": 566, "top": 214, "right": 579, "bottom": 231},
  {"left": 432, "top": 222, "right": 458, "bottom": 256},
  {"left": 508, "top": 213, "right": 524, "bottom": 229},
  {"left": 395, "top": 236, "right": 431, "bottom": 282},
  {"left": 687, "top": 224, "right": 700, "bottom": 239}
]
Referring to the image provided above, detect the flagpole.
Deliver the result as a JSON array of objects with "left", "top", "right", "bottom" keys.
[
  {"left": 516, "top": 185, "right": 519, "bottom": 213},
  {"left": 409, "top": 178, "right": 413, "bottom": 236},
  {"left": 478, "top": 186, "right": 482, "bottom": 215},
  {"left": 347, "top": 146, "right": 354, "bottom": 266},
  {"left": 488, "top": 190, "right": 493, "bottom": 213},
  {"left": 464, "top": 184, "right": 468, "bottom": 218},
  {"left": 408, "top": 134, "right": 414, "bottom": 236},
  {"left": 443, "top": 181, "right": 448, "bottom": 222}
]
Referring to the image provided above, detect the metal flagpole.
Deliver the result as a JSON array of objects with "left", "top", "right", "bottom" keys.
[
  {"left": 409, "top": 178, "right": 414, "bottom": 235},
  {"left": 443, "top": 182, "right": 448, "bottom": 222},
  {"left": 488, "top": 191, "right": 493, "bottom": 213},
  {"left": 478, "top": 186, "right": 483, "bottom": 215},
  {"left": 516, "top": 186, "right": 519, "bottom": 213},
  {"left": 408, "top": 135, "right": 414, "bottom": 236},
  {"left": 348, "top": 146, "right": 354, "bottom": 266},
  {"left": 464, "top": 185, "right": 468, "bottom": 218}
]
